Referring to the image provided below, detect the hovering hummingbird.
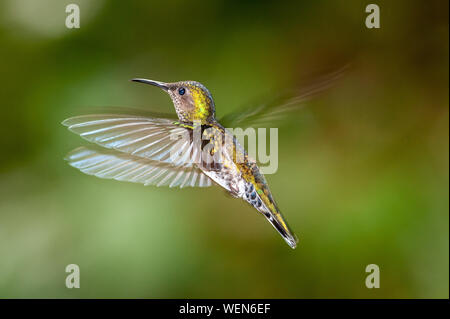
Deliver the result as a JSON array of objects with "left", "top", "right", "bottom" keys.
[{"left": 63, "top": 70, "right": 343, "bottom": 249}]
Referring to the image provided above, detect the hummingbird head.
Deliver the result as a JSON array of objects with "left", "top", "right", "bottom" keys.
[{"left": 132, "top": 78, "right": 215, "bottom": 123}]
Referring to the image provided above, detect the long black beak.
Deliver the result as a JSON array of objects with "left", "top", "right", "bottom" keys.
[{"left": 131, "top": 78, "right": 169, "bottom": 91}]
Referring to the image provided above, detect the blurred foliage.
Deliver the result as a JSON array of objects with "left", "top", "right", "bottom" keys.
[{"left": 0, "top": 0, "right": 448, "bottom": 298}]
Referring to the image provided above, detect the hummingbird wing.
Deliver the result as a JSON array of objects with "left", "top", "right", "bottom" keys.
[
  {"left": 62, "top": 114, "right": 199, "bottom": 165},
  {"left": 62, "top": 113, "right": 216, "bottom": 187},
  {"left": 219, "top": 66, "right": 347, "bottom": 129},
  {"left": 65, "top": 146, "right": 212, "bottom": 188}
]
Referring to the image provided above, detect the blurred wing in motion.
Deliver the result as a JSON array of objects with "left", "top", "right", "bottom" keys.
[
  {"left": 62, "top": 114, "right": 198, "bottom": 165},
  {"left": 220, "top": 66, "right": 348, "bottom": 129},
  {"left": 66, "top": 146, "right": 212, "bottom": 188}
]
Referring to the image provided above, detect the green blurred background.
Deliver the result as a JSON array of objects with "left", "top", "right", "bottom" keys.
[{"left": 0, "top": 0, "right": 448, "bottom": 298}]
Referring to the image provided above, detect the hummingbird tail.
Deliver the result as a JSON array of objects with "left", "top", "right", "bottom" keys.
[
  {"left": 244, "top": 182, "right": 298, "bottom": 248},
  {"left": 263, "top": 210, "right": 299, "bottom": 249},
  {"left": 253, "top": 202, "right": 298, "bottom": 249}
]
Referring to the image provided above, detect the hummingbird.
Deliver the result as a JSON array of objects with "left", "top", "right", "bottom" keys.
[{"left": 63, "top": 70, "right": 343, "bottom": 249}]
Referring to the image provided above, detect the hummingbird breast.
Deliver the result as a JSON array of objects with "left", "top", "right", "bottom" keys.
[
  {"left": 195, "top": 120, "right": 274, "bottom": 202},
  {"left": 196, "top": 122, "right": 246, "bottom": 197}
]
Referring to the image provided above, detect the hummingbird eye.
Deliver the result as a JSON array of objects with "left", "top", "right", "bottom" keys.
[{"left": 178, "top": 87, "right": 186, "bottom": 96}]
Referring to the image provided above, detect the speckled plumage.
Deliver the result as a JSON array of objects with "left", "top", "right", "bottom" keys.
[
  {"left": 158, "top": 79, "right": 298, "bottom": 248},
  {"left": 187, "top": 119, "right": 298, "bottom": 248},
  {"left": 63, "top": 78, "right": 299, "bottom": 249}
]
